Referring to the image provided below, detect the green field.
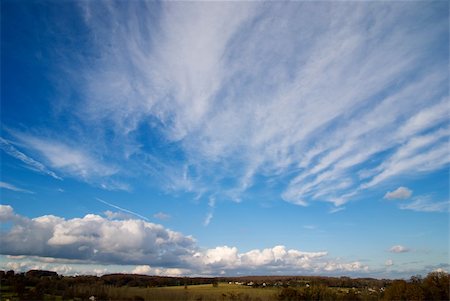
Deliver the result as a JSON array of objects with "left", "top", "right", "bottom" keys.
[
  {"left": 1, "top": 283, "right": 280, "bottom": 301},
  {"left": 90, "top": 283, "right": 279, "bottom": 301}
]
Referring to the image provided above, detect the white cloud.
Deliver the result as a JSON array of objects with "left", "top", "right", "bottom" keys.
[
  {"left": 132, "top": 265, "right": 152, "bottom": 275},
  {"left": 5, "top": 261, "right": 50, "bottom": 273},
  {"left": 97, "top": 198, "right": 149, "bottom": 221},
  {"left": 191, "top": 245, "right": 366, "bottom": 275},
  {"left": 203, "top": 197, "right": 216, "bottom": 226},
  {"left": 55, "top": 2, "right": 447, "bottom": 208},
  {"left": 0, "top": 257, "right": 109, "bottom": 276},
  {"left": 384, "top": 187, "right": 413, "bottom": 200},
  {"left": 15, "top": 134, "right": 117, "bottom": 179},
  {"left": 398, "top": 99, "right": 448, "bottom": 138},
  {"left": 1, "top": 2, "right": 445, "bottom": 223},
  {"left": 0, "top": 182, "right": 33, "bottom": 194},
  {"left": 0, "top": 205, "right": 15, "bottom": 220},
  {"left": 151, "top": 267, "right": 186, "bottom": 277},
  {"left": 0, "top": 205, "right": 196, "bottom": 266},
  {"left": 399, "top": 197, "right": 449, "bottom": 213},
  {"left": 153, "top": 212, "right": 171, "bottom": 221},
  {"left": 0, "top": 205, "right": 369, "bottom": 275},
  {"left": 131, "top": 265, "right": 186, "bottom": 277},
  {"left": 329, "top": 207, "right": 346, "bottom": 214},
  {"left": 104, "top": 210, "right": 133, "bottom": 220},
  {"left": 363, "top": 127, "right": 450, "bottom": 189},
  {"left": 0, "top": 137, "right": 61, "bottom": 180},
  {"left": 389, "top": 245, "right": 410, "bottom": 253},
  {"left": 203, "top": 212, "right": 214, "bottom": 227},
  {"left": 5, "top": 133, "right": 129, "bottom": 190},
  {"left": 385, "top": 259, "right": 394, "bottom": 266},
  {"left": 322, "top": 261, "right": 368, "bottom": 273},
  {"left": 198, "top": 246, "right": 239, "bottom": 268}
]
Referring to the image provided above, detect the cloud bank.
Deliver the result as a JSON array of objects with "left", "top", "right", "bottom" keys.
[{"left": 0, "top": 205, "right": 368, "bottom": 275}]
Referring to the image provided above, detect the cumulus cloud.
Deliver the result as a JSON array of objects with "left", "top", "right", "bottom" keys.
[
  {"left": 0, "top": 205, "right": 368, "bottom": 275},
  {"left": 385, "top": 259, "right": 394, "bottom": 266},
  {"left": 389, "top": 245, "right": 410, "bottom": 253},
  {"left": 104, "top": 210, "right": 134, "bottom": 220},
  {"left": 0, "top": 205, "right": 27, "bottom": 224},
  {"left": 131, "top": 265, "right": 186, "bottom": 276},
  {"left": 0, "top": 204, "right": 15, "bottom": 220},
  {"left": 0, "top": 205, "right": 195, "bottom": 266},
  {"left": 384, "top": 187, "right": 413, "bottom": 200},
  {"left": 132, "top": 265, "right": 152, "bottom": 275},
  {"left": 4, "top": 260, "right": 72, "bottom": 275},
  {"left": 192, "top": 245, "right": 367, "bottom": 275},
  {"left": 0, "top": 257, "right": 110, "bottom": 276}
]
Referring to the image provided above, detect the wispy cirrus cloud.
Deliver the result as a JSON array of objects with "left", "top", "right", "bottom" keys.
[
  {"left": 10, "top": 2, "right": 447, "bottom": 207},
  {"left": 15, "top": 134, "right": 117, "bottom": 179},
  {"left": 398, "top": 197, "right": 449, "bottom": 213},
  {"left": 329, "top": 207, "right": 346, "bottom": 214},
  {"left": 0, "top": 181, "right": 33, "bottom": 194},
  {"left": 0, "top": 137, "right": 61, "bottom": 180},
  {"left": 6, "top": 132, "right": 128, "bottom": 190}
]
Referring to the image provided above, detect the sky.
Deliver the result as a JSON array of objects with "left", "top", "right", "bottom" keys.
[{"left": 0, "top": 1, "right": 449, "bottom": 279}]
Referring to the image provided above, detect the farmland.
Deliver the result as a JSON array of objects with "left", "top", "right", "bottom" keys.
[
  {"left": 0, "top": 281, "right": 370, "bottom": 301},
  {"left": 81, "top": 283, "right": 279, "bottom": 301},
  {"left": 1, "top": 270, "right": 448, "bottom": 300}
]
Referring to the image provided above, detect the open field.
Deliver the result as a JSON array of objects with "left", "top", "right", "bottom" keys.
[
  {"left": 104, "top": 283, "right": 279, "bottom": 301},
  {"left": 1, "top": 270, "right": 448, "bottom": 301},
  {"left": 1, "top": 283, "right": 279, "bottom": 301}
]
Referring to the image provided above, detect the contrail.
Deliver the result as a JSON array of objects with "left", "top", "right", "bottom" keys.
[
  {"left": 0, "top": 137, "right": 62, "bottom": 180},
  {"left": 96, "top": 198, "right": 150, "bottom": 221}
]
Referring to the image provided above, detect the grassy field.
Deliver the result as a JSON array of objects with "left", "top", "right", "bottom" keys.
[
  {"left": 0, "top": 283, "right": 281, "bottom": 301},
  {"left": 82, "top": 283, "right": 280, "bottom": 301}
]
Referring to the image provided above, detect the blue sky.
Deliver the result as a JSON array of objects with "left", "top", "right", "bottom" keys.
[{"left": 0, "top": 1, "right": 448, "bottom": 278}]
